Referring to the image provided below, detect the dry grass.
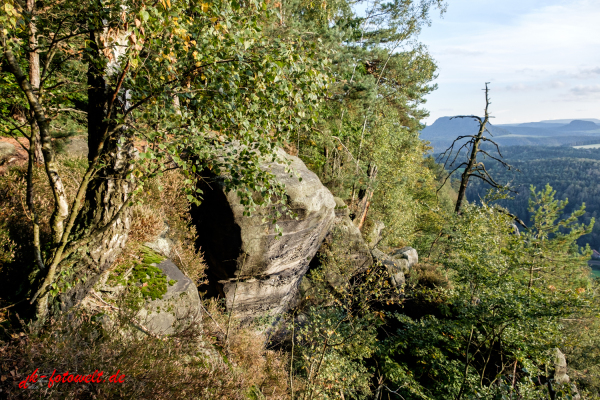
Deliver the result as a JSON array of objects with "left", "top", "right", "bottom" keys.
[
  {"left": 0, "top": 157, "right": 292, "bottom": 399},
  {"left": 0, "top": 311, "right": 245, "bottom": 399},
  {"left": 0, "top": 298, "right": 293, "bottom": 399},
  {"left": 410, "top": 262, "right": 451, "bottom": 290},
  {"left": 128, "top": 170, "right": 207, "bottom": 285},
  {"left": 202, "top": 299, "right": 292, "bottom": 400}
]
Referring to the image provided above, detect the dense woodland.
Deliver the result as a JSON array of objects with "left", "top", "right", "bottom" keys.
[
  {"left": 1, "top": 0, "right": 599, "bottom": 399},
  {"left": 466, "top": 146, "right": 600, "bottom": 250}
]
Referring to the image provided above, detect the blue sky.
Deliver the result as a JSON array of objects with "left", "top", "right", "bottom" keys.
[{"left": 416, "top": 0, "right": 600, "bottom": 124}]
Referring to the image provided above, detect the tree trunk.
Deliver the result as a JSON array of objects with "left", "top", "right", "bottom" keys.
[
  {"left": 454, "top": 142, "right": 478, "bottom": 214},
  {"left": 51, "top": 29, "right": 137, "bottom": 311},
  {"left": 27, "top": 0, "right": 44, "bottom": 164},
  {"left": 58, "top": 136, "right": 136, "bottom": 309},
  {"left": 355, "top": 163, "right": 377, "bottom": 230}
]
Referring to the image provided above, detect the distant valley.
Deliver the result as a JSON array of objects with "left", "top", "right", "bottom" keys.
[
  {"left": 421, "top": 117, "right": 600, "bottom": 153},
  {"left": 422, "top": 117, "right": 600, "bottom": 273}
]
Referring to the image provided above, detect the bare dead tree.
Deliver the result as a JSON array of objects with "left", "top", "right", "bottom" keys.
[{"left": 437, "top": 83, "right": 513, "bottom": 213}]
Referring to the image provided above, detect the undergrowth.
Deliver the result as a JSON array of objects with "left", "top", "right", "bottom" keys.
[
  {"left": 0, "top": 156, "right": 291, "bottom": 399},
  {"left": 0, "top": 300, "right": 292, "bottom": 399}
]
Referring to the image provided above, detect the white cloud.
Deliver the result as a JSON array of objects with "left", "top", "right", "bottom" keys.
[
  {"left": 419, "top": 0, "right": 600, "bottom": 123},
  {"left": 571, "top": 67, "right": 600, "bottom": 79},
  {"left": 504, "top": 80, "right": 567, "bottom": 92},
  {"left": 570, "top": 84, "right": 600, "bottom": 96},
  {"left": 514, "top": 68, "right": 548, "bottom": 77},
  {"left": 505, "top": 83, "right": 531, "bottom": 92}
]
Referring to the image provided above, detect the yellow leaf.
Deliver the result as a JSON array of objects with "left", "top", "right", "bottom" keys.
[
  {"left": 210, "top": 17, "right": 218, "bottom": 23},
  {"left": 201, "top": 3, "right": 209, "bottom": 12},
  {"left": 166, "top": 0, "right": 171, "bottom": 7}
]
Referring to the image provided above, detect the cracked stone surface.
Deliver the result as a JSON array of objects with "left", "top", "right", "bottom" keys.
[{"left": 193, "top": 148, "right": 336, "bottom": 320}]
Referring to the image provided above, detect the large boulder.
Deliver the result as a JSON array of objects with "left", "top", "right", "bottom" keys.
[
  {"left": 193, "top": 148, "right": 336, "bottom": 320},
  {"left": 389, "top": 246, "right": 418, "bottom": 268},
  {"left": 0, "top": 142, "right": 16, "bottom": 163},
  {"left": 91, "top": 255, "right": 202, "bottom": 337},
  {"left": 137, "top": 259, "right": 202, "bottom": 335},
  {"left": 372, "top": 248, "right": 409, "bottom": 288}
]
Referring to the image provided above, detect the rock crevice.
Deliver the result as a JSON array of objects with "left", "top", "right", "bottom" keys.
[{"left": 192, "top": 148, "right": 336, "bottom": 319}]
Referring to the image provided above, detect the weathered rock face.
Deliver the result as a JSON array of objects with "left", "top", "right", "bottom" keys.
[
  {"left": 90, "top": 256, "right": 202, "bottom": 337},
  {"left": 0, "top": 142, "right": 16, "bottom": 163},
  {"left": 144, "top": 222, "right": 174, "bottom": 258},
  {"left": 372, "top": 249, "right": 410, "bottom": 288},
  {"left": 389, "top": 247, "right": 418, "bottom": 268},
  {"left": 137, "top": 259, "right": 202, "bottom": 335},
  {"left": 192, "top": 148, "right": 336, "bottom": 320},
  {"left": 371, "top": 246, "right": 419, "bottom": 288},
  {"left": 552, "top": 348, "right": 580, "bottom": 400}
]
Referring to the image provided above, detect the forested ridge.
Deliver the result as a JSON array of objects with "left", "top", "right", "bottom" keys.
[
  {"left": 1, "top": 0, "right": 599, "bottom": 399},
  {"left": 466, "top": 146, "right": 600, "bottom": 250}
]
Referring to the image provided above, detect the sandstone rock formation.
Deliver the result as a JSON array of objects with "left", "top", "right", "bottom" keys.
[
  {"left": 371, "top": 248, "right": 410, "bottom": 288},
  {"left": 389, "top": 246, "right": 418, "bottom": 268},
  {"left": 0, "top": 142, "right": 16, "bottom": 163},
  {"left": 137, "top": 259, "right": 202, "bottom": 335},
  {"left": 193, "top": 148, "right": 336, "bottom": 320},
  {"left": 551, "top": 348, "right": 580, "bottom": 399},
  {"left": 91, "top": 255, "right": 202, "bottom": 337},
  {"left": 370, "top": 246, "right": 419, "bottom": 288},
  {"left": 144, "top": 222, "right": 174, "bottom": 258}
]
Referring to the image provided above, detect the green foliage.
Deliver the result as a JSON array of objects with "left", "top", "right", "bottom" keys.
[
  {"left": 131, "top": 263, "right": 167, "bottom": 301},
  {"left": 278, "top": 0, "right": 447, "bottom": 246},
  {"left": 140, "top": 246, "right": 166, "bottom": 266},
  {"left": 467, "top": 145, "right": 600, "bottom": 250},
  {"left": 291, "top": 186, "right": 599, "bottom": 400},
  {"left": 375, "top": 187, "right": 598, "bottom": 399},
  {"left": 293, "top": 259, "right": 399, "bottom": 399}
]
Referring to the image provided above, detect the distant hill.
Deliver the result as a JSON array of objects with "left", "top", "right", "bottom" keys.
[
  {"left": 421, "top": 117, "right": 600, "bottom": 152},
  {"left": 500, "top": 122, "right": 565, "bottom": 129},
  {"left": 422, "top": 116, "right": 512, "bottom": 137},
  {"left": 556, "top": 120, "right": 599, "bottom": 131},
  {"left": 539, "top": 118, "right": 600, "bottom": 124},
  {"left": 420, "top": 117, "right": 513, "bottom": 152}
]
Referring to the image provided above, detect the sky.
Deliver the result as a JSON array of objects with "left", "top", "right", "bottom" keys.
[{"left": 416, "top": 0, "right": 600, "bottom": 124}]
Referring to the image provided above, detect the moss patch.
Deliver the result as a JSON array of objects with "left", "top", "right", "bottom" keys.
[
  {"left": 140, "top": 246, "right": 165, "bottom": 265},
  {"left": 106, "top": 247, "right": 177, "bottom": 301},
  {"left": 132, "top": 263, "right": 168, "bottom": 300}
]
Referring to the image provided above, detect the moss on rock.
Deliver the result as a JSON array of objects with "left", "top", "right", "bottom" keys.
[{"left": 106, "top": 246, "right": 177, "bottom": 301}]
